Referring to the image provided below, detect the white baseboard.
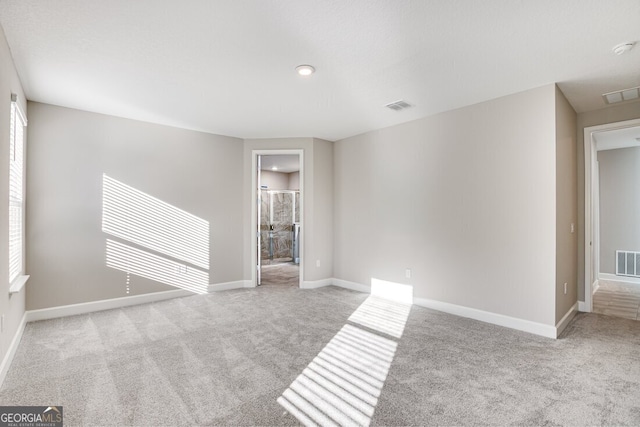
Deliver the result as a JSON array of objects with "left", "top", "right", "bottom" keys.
[
  {"left": 556, "top": 302, "right": 578, "bottom": 337},
  {"left": 25, "top": 289, "right": 192, "bottom": 322},
  {"left": 598, "top": 273, "right": 640, "bottom": 286},
  {"left": 329, "top": 279, "right": 557, "bottom": 338},
  {"left": 301, "top": 278, "right": 332, "bottom": 289},
  {"left": 578, "top": 301, "right": 588, "bottom": 312},
  {"left": 0, "top": 313, "right": 27, "bottom": 388},
  {"left": 208, "top": 280, "right": 249, "bottom": 292},
  {"left": 413, "top": 296, "right": 557, "bottom": 339},
  {"left": 332, "top": 279, "right": 371, "bottom": 293}
]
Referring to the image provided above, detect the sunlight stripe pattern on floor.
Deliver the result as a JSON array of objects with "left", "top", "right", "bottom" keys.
[{"left": 278, "top": 295, "right": 412, "bottom": 426}]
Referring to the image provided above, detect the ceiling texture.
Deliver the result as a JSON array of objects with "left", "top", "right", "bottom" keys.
[{"left": 0, "top": 0, "right": 638, "bottom": 141}]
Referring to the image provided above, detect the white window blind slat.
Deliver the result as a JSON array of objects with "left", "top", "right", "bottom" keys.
[{"left": 9, "top": 98, "right": 26, "bottom": 284}]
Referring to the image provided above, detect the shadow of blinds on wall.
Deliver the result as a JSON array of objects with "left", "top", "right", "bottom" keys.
[{"left": 102, "top": 174, "right": 210, "bottom": 294}]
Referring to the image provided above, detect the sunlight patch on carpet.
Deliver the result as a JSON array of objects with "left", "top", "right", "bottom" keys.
[{"left": 278, "top": 282, "right": 413, "bottom": 426}]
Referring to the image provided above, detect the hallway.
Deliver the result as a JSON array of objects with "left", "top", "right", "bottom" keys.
[{"left": 593, "top": 280, "right": 640, "bottom": 320}]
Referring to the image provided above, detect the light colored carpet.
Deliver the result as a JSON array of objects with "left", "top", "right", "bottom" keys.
[{"left": 1, "top": 286, "right": 639, "bottom": 426}]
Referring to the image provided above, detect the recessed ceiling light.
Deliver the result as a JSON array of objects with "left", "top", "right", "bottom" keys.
[
  {"left": 295, "top": 65, "right": 315, "bottom": 76},
  {"left": 271, "top": 166, "right": 278, "bottom": 171},
  {"left": 612, "top": 42, "right": 635, "bottom": 55}
]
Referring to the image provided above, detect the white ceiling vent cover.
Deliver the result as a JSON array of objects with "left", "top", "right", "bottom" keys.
[
  {"left": 603, "top": 86, "right": 640, "bottom": 104},
  {"left": 385, "top": 100, "right": 412, "bottom": 111}
]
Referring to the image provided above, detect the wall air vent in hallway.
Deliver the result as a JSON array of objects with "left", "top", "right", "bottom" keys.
[
  {"left": 385, "top": 100, "right": 412, "bottom": 111},
  {"left": 616, "top": 250, "right": 640, "bottom": 278}
]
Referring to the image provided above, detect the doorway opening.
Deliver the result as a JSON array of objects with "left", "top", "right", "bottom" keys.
[
  {"left": 252, "top": 150, "right": 303, "bottom": 288},
  {"left": 584, "top": 118, "right": 640, "bottom": 320}
]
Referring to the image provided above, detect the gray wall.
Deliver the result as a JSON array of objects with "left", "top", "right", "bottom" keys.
[
  {"left": 555, "top": 86, "right": 578, "bottom": 323},
  {"left": 243, "top": 138, "right": 333, "bottom": 284},
  {"left": 26, "top": 103, "right": 244, "bottom": 310},
  {"left": 0, "top": 25, "right": 27, "bottom": 364},
  {"left": 12, "top": 34, "right": 633, "bottom": 331},
  {"left": 260, "top": 170, "right": 289, "bottom": 190},
  {"left": 576, "top": 102, "right": 640, "bottom": 301},
  {"left": 312, "top": 138, "right": 334, "bottom": 281},
  {"left": 334, "top": 85, "right": 558, "bottom": 326},
  {"left": 597, "top": 146, "right": 640, "bottom": 274},
  {"left": 288, "top": 171, "right": 300, "bottom": 190}
]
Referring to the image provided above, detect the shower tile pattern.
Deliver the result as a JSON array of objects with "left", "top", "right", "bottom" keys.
[{"left": 260, "top": 191, "right": 298, "bottom": 261}]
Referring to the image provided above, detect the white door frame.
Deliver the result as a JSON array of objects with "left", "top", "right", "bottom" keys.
[
  {"left": 251, "top": 149, "right": 304, "bottom": 288},
  {"left": 583, "top": 118, "right": 640, "bottom": 312}
]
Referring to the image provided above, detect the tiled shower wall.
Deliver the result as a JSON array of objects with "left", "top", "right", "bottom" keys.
[{"left": 260, "top": 191, "right": 299, "bottom": 261}]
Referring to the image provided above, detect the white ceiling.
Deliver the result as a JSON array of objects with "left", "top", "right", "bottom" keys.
[
  {"left": 0, "top": 0, "right": 639, "bottom": 141},
  {"left": 260, "top": 155, "right": 300, "bottom": 173},
  {"left": 594, "top": 125, "right": 640, "bottom": 151}
]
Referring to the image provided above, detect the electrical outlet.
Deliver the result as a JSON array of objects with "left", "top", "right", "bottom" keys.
[
  {"left": 563, "top": 283, "right": 567, "bottom": 295},
  {"left": 316, "top": 260, "right": 321, "bottom": 267},
  {"left": 570, "top": 223, "right": 575, "bottom": 233},
  {"left": 405, "top": 269, "right": 412, "bottom": 279}
]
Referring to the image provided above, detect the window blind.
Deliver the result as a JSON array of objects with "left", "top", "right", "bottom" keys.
[{"left": 9, "top": 96, "right": 26, "bottom": 284}]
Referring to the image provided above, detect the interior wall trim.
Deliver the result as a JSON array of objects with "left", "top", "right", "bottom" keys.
[
  {"left": 556, "top": 302, "right": 579, "bottom": 337},
  {"left": 331, "top": 278, "right": 371, "bottom": 293},
  {"left": 208, "top": 280, "right": 251, "bottom": 292},
  {"left": 330, "top": 278, "right": 560, "bottom": 338},
  {"left": 584, "top": 118, "right": 640, "bottom": 314},
  {"left": 251, "top": 149, "right": 305, "bottom": 289},
  {"left": 25, "top": 289, "right": 192, "bottom": 323},
  {"left": 598, "top": 273, "right": 640, "bottom": 286},
  {"left": 0, "top": 313, "right": 27, "bottom": 389},
  {"left": 1, "top": 275, "right": 572, "bottom": 391},
  {"left": 1, "top": 284, "right": 252, "bottom": 389},
  {"left": 301, "top": 278, "right": 332, "bottom": 289},
  {"left": 413, "top": 296, "right": 558, "bottom": 339}
]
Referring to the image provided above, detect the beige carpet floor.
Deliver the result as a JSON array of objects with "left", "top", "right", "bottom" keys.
[{"left": 0, "top": 286, "right": 639, "bottom": 426}]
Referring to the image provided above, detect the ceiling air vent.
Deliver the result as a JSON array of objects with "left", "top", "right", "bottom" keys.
[
  {"left": 385, "top": 100, "right": 412, "bottom": 111},
  {"left": 603, "top": 86, "right": 640, "bottom": 104}
]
